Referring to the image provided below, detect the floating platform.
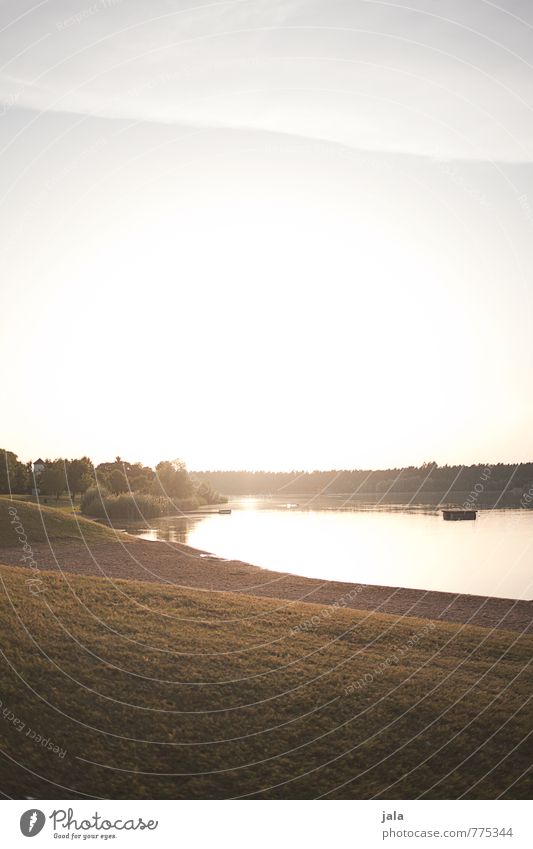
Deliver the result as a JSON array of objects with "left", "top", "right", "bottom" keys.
[
  {"left": 218, "top": 509, "right": 232, "bottom": 514},
  {"left": 442, "top": 509, "right": 477, "bottom": 521}
]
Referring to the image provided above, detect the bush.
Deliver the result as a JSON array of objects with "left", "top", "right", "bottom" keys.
[
  {"left": 80, "top": 488, "right": 202, "bottom": 522},
  {"left": 194, "top": 479, "right": 228, "bottom": 505},
  {"left": 80, "top": 486, "right": 109, "bottom": 517}
]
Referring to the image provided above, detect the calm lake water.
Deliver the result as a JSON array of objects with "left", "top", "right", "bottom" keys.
[{"left": 132, "top": 499, "right": 533, "bottom": 600}]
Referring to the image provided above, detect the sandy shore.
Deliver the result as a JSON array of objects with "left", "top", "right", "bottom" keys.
[{"left": 1, "top": 536, "right": 531, "bottom": 633}]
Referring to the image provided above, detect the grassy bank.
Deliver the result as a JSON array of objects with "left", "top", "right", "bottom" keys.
[
  {"left": 0, "top": 561, "right": 530, "bottom": 799},
  {"left": 7, "top": 494, "right": 81, "bottom": 513},
  {"left": 0, "top": 497, "right": 120, "bottom": 547}
]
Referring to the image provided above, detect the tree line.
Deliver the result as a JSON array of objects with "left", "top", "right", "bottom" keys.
[
  {"left": 4, "top": 451, "right": 533, "bottom": 507},
  {"left": 1, "top": 450, "right": 222, "bottom": 505},
  {"left": 192, "top": 462, "right": 533, "bottom": 499}
]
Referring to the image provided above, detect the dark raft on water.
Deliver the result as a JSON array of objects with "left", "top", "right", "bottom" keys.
[{"left": 442, "top": 509, "right": 477, "bottom": 521}]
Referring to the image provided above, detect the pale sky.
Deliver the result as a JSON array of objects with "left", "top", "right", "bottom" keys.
[{"left": 1, "top": 0, "right": 533, "bottom": 470}]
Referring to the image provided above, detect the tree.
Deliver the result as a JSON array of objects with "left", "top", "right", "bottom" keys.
[
  {"left": 79, "top": 473, "right": 94, "bottom": 494},
  {"left": 108, "top": 469, "right": 127, "bottom": 495},
  {"left": 0, "top": 450, "right": 33, "bottom": 494},
  {"left": 40, "top": 460, "right": 67, "bottom": 500},
  {"left": 129, "top": 474, "right": 151, "bottom": 493},
  {"left": 12, "top": 461, "right": 30, "bottom": 493},
  {"left": 194, "top": 479, "right": 223, "bottom": 505},
  {"left": 0, "top": 449, "right": 18, "bottom": 493},
  {"left": 154, "top": 459, "right": 193, "bottom": 499},
  {"left": 66, "top": 457, "right": 94, "bottom": 498}
]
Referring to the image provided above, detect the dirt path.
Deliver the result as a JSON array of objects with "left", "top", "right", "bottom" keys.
[{"left": 1, "top": 536, "right": 531, "bottom": 633}]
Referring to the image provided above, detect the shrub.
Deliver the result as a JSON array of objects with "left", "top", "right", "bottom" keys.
[
  {"left": 80, "top": 486, "right": 109, "bottom": 517},
  {"left": 80, "top": 489, "right": 202, "bottom": 522},
  {"left": 192, "top": 478, "right": 228, "bottom": 505}
]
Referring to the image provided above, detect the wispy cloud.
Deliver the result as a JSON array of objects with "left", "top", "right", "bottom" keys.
[{"left": 1, "top": 0, "right": 533, "bottom": 160}]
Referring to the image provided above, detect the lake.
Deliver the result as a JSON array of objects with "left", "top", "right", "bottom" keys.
[{"left": 131, "top": 499, "right": 533, "bottom": 600}]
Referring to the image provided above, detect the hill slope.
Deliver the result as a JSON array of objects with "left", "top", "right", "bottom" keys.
[
  {"left": 0, "top": 496, "right": 121, "bottom": 547},
  {"left": 0, "top": 562, "right": 530, "bottom": 799}
]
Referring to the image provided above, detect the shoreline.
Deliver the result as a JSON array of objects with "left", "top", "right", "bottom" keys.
[{"left": 1, "top": 535, "right": 531, "bottom": 633}]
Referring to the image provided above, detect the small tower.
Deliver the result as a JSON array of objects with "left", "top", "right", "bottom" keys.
[{"left": 32, "top": 458, "right": 45, "bottom": 495}]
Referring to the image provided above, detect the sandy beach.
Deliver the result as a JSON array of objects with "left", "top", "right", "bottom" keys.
[{"left": 2, "top": 535, "right": 531, "bottom": 633}]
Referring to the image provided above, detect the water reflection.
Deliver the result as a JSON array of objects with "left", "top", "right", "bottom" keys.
[
  {"left": 130, "top": 517, "right": 191, "bottom": 544},
  {"left": 127, "top": 501, "right": 533, "bottom": 599}
]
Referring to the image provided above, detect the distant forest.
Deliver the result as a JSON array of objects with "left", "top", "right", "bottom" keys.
[{"left": 193, "top": 463, "right": 533, "bottom": 507}]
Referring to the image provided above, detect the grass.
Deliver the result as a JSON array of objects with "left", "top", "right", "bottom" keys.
[
  {"left": 8, "top": 494, "right": 82, "bottom": 513},
  {"left": 0, "top": 496, "right": 120, "bottom": 547},
  {"left": 0, "top": 561, "right": 530, "bottom": 799}
]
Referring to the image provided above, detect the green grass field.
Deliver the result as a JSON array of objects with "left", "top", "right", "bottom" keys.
[
  {"left": 0, "top": 496, "right": 118, "bottom": 547},
  {"left": 0, "top": 557, "right": 530, "bottom": 799}
]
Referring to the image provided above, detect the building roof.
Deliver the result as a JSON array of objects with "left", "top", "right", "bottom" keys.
[{"left": 34, "top": 458, "right": 45, "bottom": 465}]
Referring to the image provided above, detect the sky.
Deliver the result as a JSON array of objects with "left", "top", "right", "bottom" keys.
[{"left": 1, "top": 0, "right": 533, "bottom": 471}]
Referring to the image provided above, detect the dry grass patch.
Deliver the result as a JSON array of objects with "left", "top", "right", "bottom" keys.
[{"left": 0, "top": 563, "right": 530, "bottom": 799}]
